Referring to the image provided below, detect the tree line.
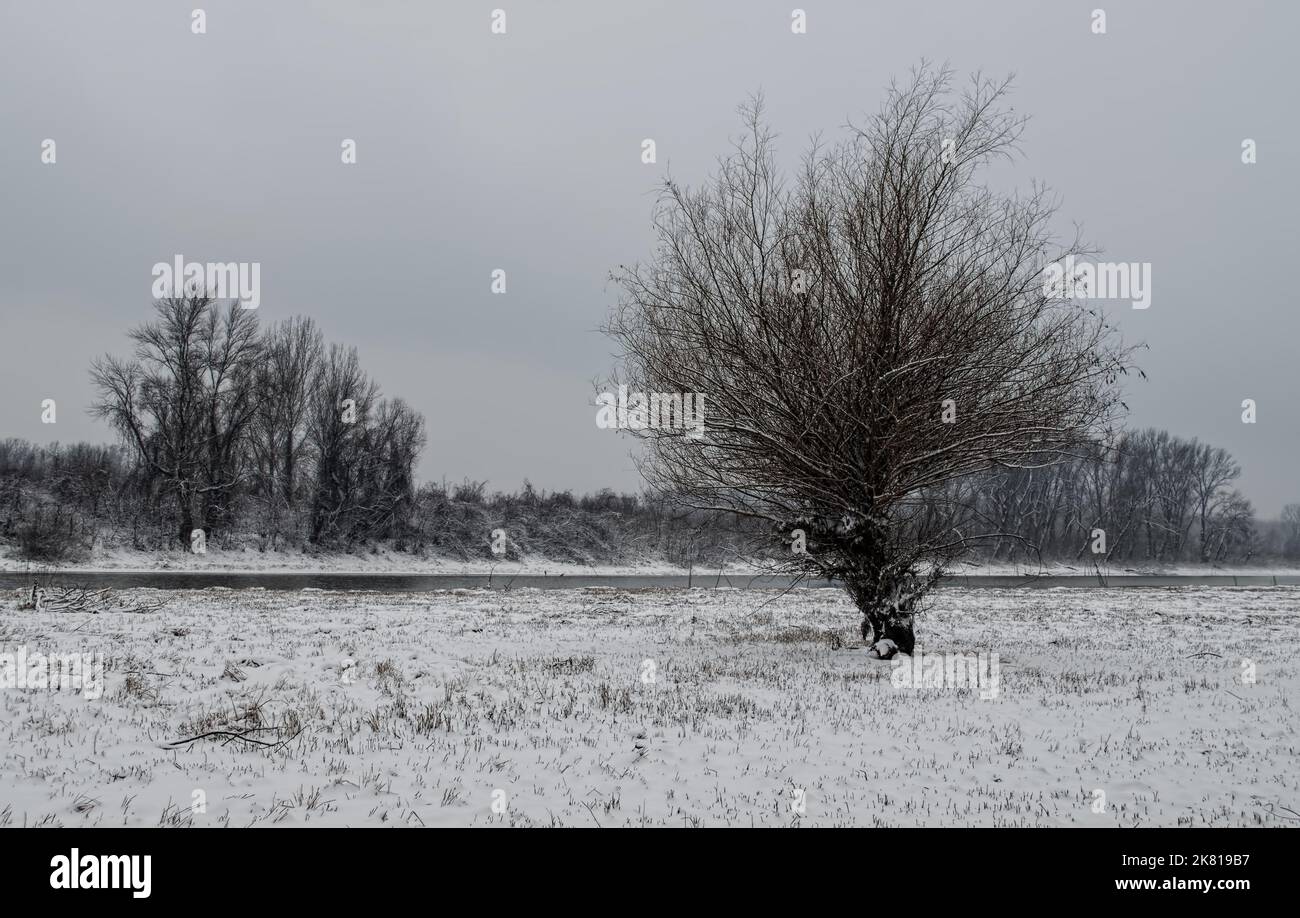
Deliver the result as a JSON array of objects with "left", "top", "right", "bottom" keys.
[
  {"left": 1, "top": 425, "right": 1297, "bottom": 566},
  {"left": 926, "top": 429, "right": 1266, "bottom": 566},
  {"left": 87, "top": 296, "right": 425, "bottom": 549},
  {"left": 0, "top": 299, "right": 1294, "bottom": 567}
]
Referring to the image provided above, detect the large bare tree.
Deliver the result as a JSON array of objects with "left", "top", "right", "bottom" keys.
[{"left": 606, "top": 66, "right": 1137, "bottom": 656}]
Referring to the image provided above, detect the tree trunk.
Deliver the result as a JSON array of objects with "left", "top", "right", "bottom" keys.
[
  {"left": 177, "top": 487, "right": 194, "bottom": 549},
  {"left": 846, "top": 576, "right": 918, "bottom": 657},
  {"left": 861, "top": 607, "right": 917, "bottom": 656},
  {"left": 283, "top": 433, "right": 295, "bottom": 507}
]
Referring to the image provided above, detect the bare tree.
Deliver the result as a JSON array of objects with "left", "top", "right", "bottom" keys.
[
  {"left": 357, "top": 397, "right": 427, "bottom": 540},
  {"left": 1202, "top": 490, "right": 1254, "bottom": 563},
  {"left": 196, "top": 301, "right": 262, "bottom": 533},
  {"left": 1191, "top": 441, "right": 1241, "bottom": 563},
  {"left": 304, "top": 343, "right": 434, "bottom": 544},
  {"left": 1282, "top": 504, "right": 1300, "bottom": 561},
  {"left": 606, "top": 66, "right": 1137, "bottom": 655},
  {"left": 307, "top": 344, "right": 378, "bottom": 543},
  {"left": 90, "top": 296, "right": 261, "bottom": 547},
  {"left": 250, "top": 317, "right": 324, "bottom": 544}
]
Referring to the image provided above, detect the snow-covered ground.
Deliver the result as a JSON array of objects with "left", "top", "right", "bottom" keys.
[
  {"left": 0, "top": 546, "right": 706, "bottom": 576},
  {"left": 949, "top": 559, "right": 1300, "bottom": 577},
  {"left": 2, "top": 585, "right": 1297, "bottom": 827}
]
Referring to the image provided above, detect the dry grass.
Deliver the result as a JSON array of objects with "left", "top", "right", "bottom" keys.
[{"left": 1, "top": 585, "right": 1297, "bottom": 826}]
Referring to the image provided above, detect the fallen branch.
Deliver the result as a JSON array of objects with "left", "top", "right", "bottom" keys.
[
  {"left": 26, "top": 584, "right": 169, "bottom": 615},
  {"left": 168, "top": 725, "right": 303, "bottom": 751}
]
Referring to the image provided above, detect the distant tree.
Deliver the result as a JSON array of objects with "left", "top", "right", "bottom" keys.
[
  {"left": 355, "top": 397, "right": 426, "bottom": 540},
  {"left": 307, "top": 344, "right": 379, "bottom": 543},
  {"left": 303, "top": 345, "right": 424, "bottom": 545},
  {"left": 250, "top": 317, "right": 324, "bottom": 543},
  {"left": 1191, "top": 442, "right": 1241, "bottom": 563},
  {"left": 90, "top": 297, "right": 260, "bottom": 547},
  {"left": 1281, "top": 504, "right": 1300, "bottom": 560}
]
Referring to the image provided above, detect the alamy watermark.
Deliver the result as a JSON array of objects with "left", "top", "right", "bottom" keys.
[
  {"left": 596, "top": 385, "right": 705, "bottom": 439},
  {"left": 50, "top": 849, "right": 151, "bottom": 898},
  {"left": 0, "top": 646, "right": 104, "bottom": 700},
  {"left": 1042, "top": 255, "right": 1151, "bottom": 310},
  {"left": 152, "top": 254, "right": 261, "bottom": 309},
  {"left": 891, "top": 649, "right": 1001, "bottom": 700}
]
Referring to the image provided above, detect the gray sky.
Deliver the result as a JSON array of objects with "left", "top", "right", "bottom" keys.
[{"left": 1, "top": 1, "right": 1296, "bottom": 512}]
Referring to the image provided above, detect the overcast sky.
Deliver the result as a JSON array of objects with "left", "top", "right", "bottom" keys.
[{"left": 1, "top": 1, "right": 1296, "bottom": 512}]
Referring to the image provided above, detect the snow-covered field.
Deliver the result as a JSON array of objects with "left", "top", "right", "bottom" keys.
[{"left": 2, "top": 585, "right": 1297, "bottom": 827}]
